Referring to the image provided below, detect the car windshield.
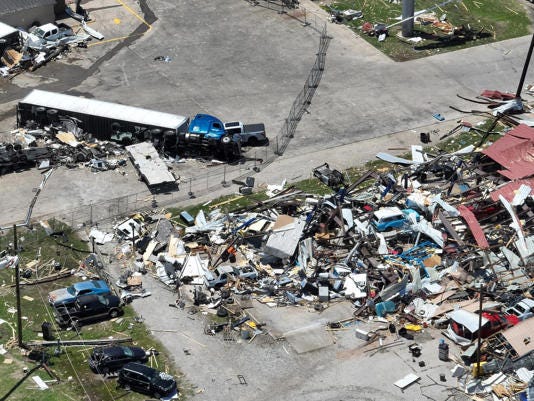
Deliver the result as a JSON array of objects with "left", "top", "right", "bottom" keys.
[
  {"left": 515, "top": 304, "right": 526, "bottom": 313},
  {"left": 66, "top": 286, "right": 76, "bottom": 295},
  {"left": 33, "top": 28, "right": 45, "bottom": 37},
  {"left": 122, "top": 347, "right": 133, "bottom": 357}
]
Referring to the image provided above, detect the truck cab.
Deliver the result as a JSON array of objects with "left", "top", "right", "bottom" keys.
[
  {"left": 27, "top": 23, "right": 75, "bottom": 49},
  {"left": 188, "top": 114, "right": 226, "bottom": 140},
  {"left": 178, "top": 114, "right": 241, "bottom": 160}
]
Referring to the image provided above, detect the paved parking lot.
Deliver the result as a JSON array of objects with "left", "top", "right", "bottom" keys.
[{"left": 1, "top": 0, "right": 534, "bottom": 226}]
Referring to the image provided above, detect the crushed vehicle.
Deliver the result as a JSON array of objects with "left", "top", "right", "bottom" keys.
[
  {"left": 26, "top": 23, "right": 76, "bottom": 50},
  {"left": 371, "top": 207, "right": 420, "bottom": 232},
  {"left": 0, "top": 250, "right": 18, "bottom": 270},
  {"left": 204, "top": 264, "right": 258, "bottom": 289},
  {"left": 118, "top": 362, "right": 178, "bottom": 399},
  {"left": 505, "top": 298, "right": 534, "bottom": 321},
  {"left": 313, "top": 162, "right": 345, "bottom": 189},
  {"left": 54, "top": 293, "right": 122, "bottom": 328},
  {"left": 89, "top": 346, "right": 149, "bottom": 375},
  {"left": 447, "top": 309, "right": 519, "bottom": 345},
  {"left": 48, "top": 279, "right": 111, "bottom": 307}
]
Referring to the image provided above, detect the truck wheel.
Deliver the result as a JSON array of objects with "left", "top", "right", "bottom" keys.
[
  {"left": 221, "top": 136, "right": 231, "bottom": 145},
  {"left": 247, "top": 137, "right": 258, "bottom": 146},
  {"left": 153, "top": 392, "right": 161, "bottom": 399},
  {"left": 75, "top": 152, "right": 87, "bottom": 163},
  {"left": 109, "top": 309, "right": 119, "bottom": 318}
]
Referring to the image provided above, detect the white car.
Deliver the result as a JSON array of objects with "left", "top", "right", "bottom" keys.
[
  {"left": 505, "top": 298, "right": 534, "bottom": 321},
  {"left": 0, "top": 250, "right": 18, "bottom": 270}
]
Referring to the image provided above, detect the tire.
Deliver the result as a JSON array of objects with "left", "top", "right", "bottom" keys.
[
  {"left": 109, "top": 309, "right": 119, "bottom": 318},
  {"left": 124, "top": 384, "right": 131, "bottom": 391},
  {"left": 46, "top": 109, "right": 58, "bottom": 122},
  {"left": 71, "top": 319, "right": 80, "bottom": 330},
  {"left": 247, "top": 137, "right": 258, "bottom": 146},
  {"left": 221, "top": 136, "right": 231, "bottom": 145},
  {"left": 153, "top": 392, "right": 161, "bottom": 399},
  {"left": 75, "top": 152, "right": 86, "bottom": 163}
]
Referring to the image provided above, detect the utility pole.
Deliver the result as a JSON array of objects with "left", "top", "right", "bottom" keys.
[
  {"left": 475, "top": 282, "right": 484, "bottom": 377},
  {"left": 402, "top": 0, "right": 415, "bottom": 38},
  {"left": 13, "top": 225, "right": 24, "bottom": 348},
  {"left": 515, "top": 33, "right": 534, "bottom": 99}
]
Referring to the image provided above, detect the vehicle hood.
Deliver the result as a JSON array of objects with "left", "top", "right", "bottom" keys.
[
  {"left": 49, "top": 288, "right": 71, "bottom": 304},
  {"left": 152, "top": 372, "right": 176, "bottom": 393}
]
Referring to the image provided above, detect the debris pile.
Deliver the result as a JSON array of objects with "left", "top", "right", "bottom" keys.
[
  {"left": 0, "top": 118, "right": 128, "bottom": 176},
  {"left": 0, "top": 13, "right": 103, "bottom": 78},
  {"left": 95, "top": 115, "right": 534, "bottom": 397}
]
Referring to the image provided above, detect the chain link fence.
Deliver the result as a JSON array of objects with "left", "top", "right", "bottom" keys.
[{"left": 20, "top": 9, "right": 330, "bottom": 229}]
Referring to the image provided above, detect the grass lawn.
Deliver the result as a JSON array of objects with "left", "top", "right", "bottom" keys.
[
  {"left": 0, "top": 222, "right": 190, "bottom": 401},
  {"left": 325, "top": 0, "right": 531, "bottom": 61}
]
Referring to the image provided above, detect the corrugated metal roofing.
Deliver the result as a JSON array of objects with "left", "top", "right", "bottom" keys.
[
  {"left": 482, "top": 124, "right": 534, "bottom": 180},
  {"left": 457, "top": 204, "right": 490, "bottom": 249},
  {"left": 490, "top": 178, "right": 534, "bottom": 203},
  {"left": 0, "top": 0, "right": 56, "bottom": 15}
]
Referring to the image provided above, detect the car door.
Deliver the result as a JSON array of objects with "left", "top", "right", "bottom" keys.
[{"left": 131, "top": 371, "right": 151, "bottom": 392}]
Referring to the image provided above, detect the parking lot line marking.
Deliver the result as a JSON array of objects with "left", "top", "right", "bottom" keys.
[
  {"left": 88, "top": 0, "right": 151, "bottom": 47},
  {"left": 116, "top": 0, "right": 152, "bottom": 31},
  {"left": 87, "top": 33, "right": 143, "bottom": 47}
]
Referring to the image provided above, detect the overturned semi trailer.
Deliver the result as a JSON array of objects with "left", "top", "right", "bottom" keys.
[{"left": 17, "top": 89, "right": 189, "bottom": 141}]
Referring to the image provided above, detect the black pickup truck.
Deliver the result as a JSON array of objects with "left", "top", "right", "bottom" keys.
[{"left": 54, "top": 293, "right": 122, "bottom": 328}]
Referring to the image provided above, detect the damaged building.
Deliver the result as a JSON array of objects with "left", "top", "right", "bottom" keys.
[{"left": 0, "top": 0, "right": 66, "bottom": 29}]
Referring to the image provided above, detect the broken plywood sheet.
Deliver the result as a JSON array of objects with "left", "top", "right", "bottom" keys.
[
  {"left": 56, "top": 131, "right": 81, "bottom": 147},
  {"left": 501, "top": 318, "right": 534, "bottom": 359}
]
